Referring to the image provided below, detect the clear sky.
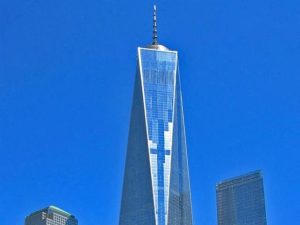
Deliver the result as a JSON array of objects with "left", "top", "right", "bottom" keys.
[{"left": 0, "top": 0, "right": 299, "bottom": 225}]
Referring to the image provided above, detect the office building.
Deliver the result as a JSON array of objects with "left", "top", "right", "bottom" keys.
[
  {"left": 25, "top": 205, "right": 78, "bottom": 225},
  {"left": 216, "top": 171, "right": 267, "bottom": 225},
  {"left": 119, "top": 5, "right": 193, "bottom": 225}
]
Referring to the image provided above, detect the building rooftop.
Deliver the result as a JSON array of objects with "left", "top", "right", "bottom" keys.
[
  {"left": 27, "top": 205, "right": 75, "bottom": 219},
  {"left": 216, "top": 170, "right": 263, "bottom": 189},
  {"left": 146, "top": 44, "right": 169, "bottom": 51}
]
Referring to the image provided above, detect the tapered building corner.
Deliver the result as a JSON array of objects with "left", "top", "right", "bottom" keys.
[{"left": 119, "top": 5, "right": 193, "bottom": 225}]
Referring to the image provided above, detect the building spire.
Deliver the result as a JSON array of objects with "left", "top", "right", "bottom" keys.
[
  {"left": 147, "top": 4, "right": 168, "bottom": 50},
  {"left": 152, "top": 4, "right": 158, "bottom": 45}
]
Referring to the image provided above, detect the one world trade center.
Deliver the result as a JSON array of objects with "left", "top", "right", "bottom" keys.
[{"left": 119, "top": 5, "right": 193, "bottom": 225}]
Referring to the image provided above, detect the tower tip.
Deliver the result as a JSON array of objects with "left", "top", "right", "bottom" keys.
[{"left": 152, "top": 4, "right": 158, "bottom": 45}]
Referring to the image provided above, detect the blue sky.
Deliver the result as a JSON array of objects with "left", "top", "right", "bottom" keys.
[{"left": 0, "top": 0, "right": 299, "bottom": 225}]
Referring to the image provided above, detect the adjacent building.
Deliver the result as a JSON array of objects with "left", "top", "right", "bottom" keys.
[
  {"left": 216, "top": 170, "right": 267, "bottom": 225},
  {"left": 119, "top": 5, "right": 193, "bottom": 225},
  {"left": 25, "top": 205, "right": 78, "bottom": 225}
]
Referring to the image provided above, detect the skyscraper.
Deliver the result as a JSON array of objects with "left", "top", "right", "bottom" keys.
[
  {"left": 119, "top": 5, "right": 193, "bottom": 225},
  {"left": 216, "top": 171, "right": 268, "bottom": 225},
  {"left": 25, "top": 205, "right": 78, "bottom": 225}
]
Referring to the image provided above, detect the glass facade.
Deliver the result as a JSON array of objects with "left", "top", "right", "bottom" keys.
[
  {"left": 216, "top": 171, "right": 267, "bottom": 225},
  {"left": 25, "top": 206, "right": 78, "bottom": 225},
  {"left": 141, "top": 48, "right": 176, "bottom": 225},
  {"left": 119, "top": 47, "right": 193, "bottom": 225}
]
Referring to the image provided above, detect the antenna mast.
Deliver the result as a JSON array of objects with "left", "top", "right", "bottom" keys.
[{"left": 152, "top": 5, "right": 158, "bottom": 45}]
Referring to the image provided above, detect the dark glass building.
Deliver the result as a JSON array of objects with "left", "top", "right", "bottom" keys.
[
  {"left": 216, "top": 171, "right": 267, "bottom": 225},
  {"left": 119, "top": 5, "right": 193, "bottom": 225},
  {"left": 25, "top": 205, "right": 78, "bottom": 225}
]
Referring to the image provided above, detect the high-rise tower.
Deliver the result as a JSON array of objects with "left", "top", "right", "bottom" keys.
[
  {"left": 119, "top": 5, "right": 193, "bottom": 225},
  {"left": 216, "top": 171, "right": 268, "bottom": 225}
]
